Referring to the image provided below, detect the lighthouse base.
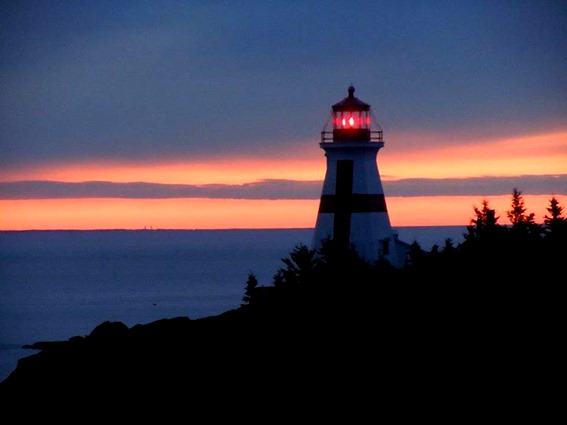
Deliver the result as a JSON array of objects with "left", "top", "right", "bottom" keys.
[{"left": 312, "top": 212, "right": 409, "bottom": 268}]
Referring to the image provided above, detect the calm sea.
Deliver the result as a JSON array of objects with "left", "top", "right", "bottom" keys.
[{"left": 0, "top": 226, "right": 466, "bottom": 381}]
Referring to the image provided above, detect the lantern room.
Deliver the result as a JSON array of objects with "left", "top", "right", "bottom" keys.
[{"left": 321, "top": 85, "right": 383, "bottom": 142}]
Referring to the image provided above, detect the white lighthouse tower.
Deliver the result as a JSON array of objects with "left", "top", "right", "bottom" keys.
[{"left": 312, "top": 85, "right": 408, "bottom": 267}]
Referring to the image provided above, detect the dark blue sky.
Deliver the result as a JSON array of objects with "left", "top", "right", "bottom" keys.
[{"left": 1, "top": 0, "right": 566, "bottom": 168}]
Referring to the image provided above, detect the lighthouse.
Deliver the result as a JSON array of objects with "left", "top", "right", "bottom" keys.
[{"left": 312, "top": 85, "right": 409, "bottom": 267}]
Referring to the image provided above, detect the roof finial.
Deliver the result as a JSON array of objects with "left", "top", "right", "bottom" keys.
[{"left": 348, "top": 84, "right": 355, "bottom": 97}]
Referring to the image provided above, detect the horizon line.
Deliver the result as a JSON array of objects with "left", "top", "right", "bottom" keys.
[{"left": 0, "top": 225, "right": 471, "bottom": 232}]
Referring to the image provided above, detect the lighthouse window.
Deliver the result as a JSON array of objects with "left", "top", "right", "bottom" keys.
[
  {"left": 336, "top": 112, "right": 365, "bottom": 129},
  {"left": 342, "top": 116, "right": 356, "bottom": 127}
]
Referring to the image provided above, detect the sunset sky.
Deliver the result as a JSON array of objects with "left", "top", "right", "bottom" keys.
[{"left": 1, "top": 0, "right": 566, "bottom": 230}]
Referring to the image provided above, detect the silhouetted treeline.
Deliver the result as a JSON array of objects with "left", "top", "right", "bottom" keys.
[
  {"left": 242, "top": 189, "right": 566, "bottom": 315},
  {"left": 408, "top": 190, "right": 566, "bottom": 282}
]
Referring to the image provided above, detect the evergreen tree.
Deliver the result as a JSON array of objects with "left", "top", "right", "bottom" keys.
[
  {"left": 406, "top": 240, "right": 425, "bottom": 268},
  {"left": 544, "top": 196, "right": 564, "bottom": 222},
  {"left": 273, "top": 243, "right": 317, "bottom": 289},
  {"left": 541, "top": 196, "right": 567, "bottom": 266},
  {"left": 464, "top": 198, "right": 501, "bottom": 241},
  {"left": 460, "top": 198, "right": 509, "bottom": 276},
  {"left": 441, "top": 238, "right": 456, "bottom": 253},
  {"left": 241, "top": 273, "right": 258, "bottom": 306},
  {"left": 439, "top": 238, "right": 459, "bottom": 272},
  {"left": 506, "top": 188, "right": 536, "bottom": 227},
  {"left": 543, "top": 196, "right": 567, "bottom": 237},
  {"left": 506, "top": 188, "right": 541, "bottom": 239}
]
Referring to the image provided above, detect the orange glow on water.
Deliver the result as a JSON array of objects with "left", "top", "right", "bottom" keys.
[{"left": 1, "top": 195, "right": 565, "bottom": 231}]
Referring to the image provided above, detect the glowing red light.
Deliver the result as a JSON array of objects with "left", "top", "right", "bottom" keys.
[
  {"left": 341, "top": 115, "right": 357, "bottom": 128},
  {"left": 337, "top": 112, "right": 366, "bottom": 129}
]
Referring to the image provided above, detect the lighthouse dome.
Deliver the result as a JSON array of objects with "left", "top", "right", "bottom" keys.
[
  {"left": 331, "top": 85, "right": 371, "bottom": 112},
  {"left": 321, "top": 85, "right": 383, "bottom": 143}
]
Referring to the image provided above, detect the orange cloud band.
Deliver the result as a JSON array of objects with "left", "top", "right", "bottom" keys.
[
  {"left": 1, "top": 131, "right": 565, "bottom": 185},
  {"left": 2, "top": 195, "right": 565, "bottom": 231}
]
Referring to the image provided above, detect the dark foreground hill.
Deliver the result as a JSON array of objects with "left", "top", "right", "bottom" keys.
[
  {"left": 1, "top": 278, "right": 559, "bottom": 418},
  {"left": 1, "top": 215, "right": 564, "bottom": 418}
]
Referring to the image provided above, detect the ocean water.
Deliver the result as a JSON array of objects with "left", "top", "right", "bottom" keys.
[{"left": 0, "top": 226, "right": 466, "bottom": 381}]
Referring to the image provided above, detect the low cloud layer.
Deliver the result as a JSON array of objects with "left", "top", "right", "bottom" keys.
[{"left": 1, "top": 175, "right": 565, "bottom": 200}]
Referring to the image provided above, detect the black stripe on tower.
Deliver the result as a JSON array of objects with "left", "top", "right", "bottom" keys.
[
  {"left": 333, "top": 160, "right": 354, "bottom": 251},
  {"left": 318, "top": 194, "right": 387, "bottom": 213}
]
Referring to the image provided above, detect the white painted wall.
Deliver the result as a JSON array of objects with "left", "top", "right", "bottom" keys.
[{"left": 312, "top": 140, "right": 409, "bottom": 267}]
